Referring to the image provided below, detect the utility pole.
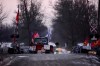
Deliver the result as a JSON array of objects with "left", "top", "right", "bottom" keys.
[{"left": 14, "top": 4, "right": 19, "bottom": 43}]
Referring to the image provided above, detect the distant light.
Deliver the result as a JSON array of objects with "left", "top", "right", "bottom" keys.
[{"left": 18, "top": 56, "right": 29, "bottom": 58}]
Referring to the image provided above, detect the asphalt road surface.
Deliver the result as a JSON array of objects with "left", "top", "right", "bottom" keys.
[{"left": 1, "top": 54, "right": 100, "bottom": 66}]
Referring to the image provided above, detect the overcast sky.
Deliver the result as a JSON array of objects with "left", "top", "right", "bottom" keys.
[
  {"left": 2, "top": 0, "right": 98, "bottom": 26},
  {"left": 3, "top": 0, "right": 18, "bottom": 25}
]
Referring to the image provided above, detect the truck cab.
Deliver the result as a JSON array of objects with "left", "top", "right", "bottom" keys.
[{"left": 29, "top": 37, "right": 54, "bottom": 54}]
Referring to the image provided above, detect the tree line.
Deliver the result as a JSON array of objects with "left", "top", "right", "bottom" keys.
[
  {"left": 0, "top": 0, "right": 99, "bottom": 48},
  {"left": 51, "top": 0, "right": 99, "bottom": 48}
]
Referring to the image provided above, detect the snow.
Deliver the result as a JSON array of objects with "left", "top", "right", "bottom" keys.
[
  {"left": 48, "top": 42, "right": 56, "bottom": 47},
  {"left": 0, "top": 42, "right": 12, "bottom": 48},
  {"left": 77, "top": 43, "right": 84, "bottom": 46}
]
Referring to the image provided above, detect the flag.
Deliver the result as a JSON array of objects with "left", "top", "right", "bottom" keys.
[
  {"left": 16, "top": 6, "right": 19, "bottom": 24},
  {"left": 84, "top": 37, "right": 89, "bottom": 46},
  {"left": 32, "top": 32, "right": 39, "bottom": 43},
  {"left": 32, "top": 32, "right": 39, "bottom": 39},
  {"left": 91, "top": 42, "right": 97, "bottom": 48},
  {"left": 96, "top": 39, "right": 100, "bottom": 46},
  {"left": 91, "top": 39, "right": 100, "bottom": 48},
  {"left": 98, "top": 39, "right": 100, "bottom": 46}
]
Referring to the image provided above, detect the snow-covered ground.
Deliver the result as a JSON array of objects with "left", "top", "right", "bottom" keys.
[{"left": 0, "top": 54, "right": 100, "bottom": 66}]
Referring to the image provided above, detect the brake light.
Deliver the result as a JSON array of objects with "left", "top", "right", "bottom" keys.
[{"left": 36, "top": 44, "right": 43, "bottom": 50}]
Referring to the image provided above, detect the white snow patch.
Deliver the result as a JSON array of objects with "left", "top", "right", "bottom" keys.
[
  {"left": 18, "top": 56, "right": 29, "bottom": 58},
  {"left": 72, "top": 61, "right": 91, "bottom": 66},
  {"left": 48, "top": 42, "right": 56, "bottom": 47}
]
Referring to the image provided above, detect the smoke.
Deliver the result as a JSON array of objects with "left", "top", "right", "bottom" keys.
[
  {"left": 35, "top": 0, "right": 98, "bottom": 40},
  {"left": 36, "top": 0, "right": 59, "bottom": 39}
]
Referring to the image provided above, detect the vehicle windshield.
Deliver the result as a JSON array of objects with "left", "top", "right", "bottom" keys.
[{"left": 34, "top": 38, "right": 48, "bottom": 45}]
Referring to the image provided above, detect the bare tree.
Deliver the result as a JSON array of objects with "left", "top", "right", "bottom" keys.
[
  {"left": 52, "top": 0, "right": 97, "bottom": 48},
  {"left": 0, "top": 1, "right": 7, "bottom": 27},
  {"left": 18, "top": 0, "right": 47, "bottom": 44},
  {"left": 0, "top": 0, "right": 8, "bottom": 44}
]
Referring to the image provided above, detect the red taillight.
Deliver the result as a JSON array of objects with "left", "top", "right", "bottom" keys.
[{"left": 36, "top": 44, "right": 43, "bottom": 50}]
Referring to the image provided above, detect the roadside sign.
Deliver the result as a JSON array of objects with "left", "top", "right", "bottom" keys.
[
  {"left": 89, "top": 34, "right": 99, "bottom": 41},
  {"left": 91, "top": 36, "right": 97, "bottom": 40}
]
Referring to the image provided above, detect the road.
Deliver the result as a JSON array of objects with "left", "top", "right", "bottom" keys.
[{"left": 0, "top": 54, "right": 100, "bottom": 66}]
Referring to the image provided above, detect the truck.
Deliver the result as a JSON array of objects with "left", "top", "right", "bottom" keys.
[{"left": 29, "top": 37, "right": 54, "bottom": 54}]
